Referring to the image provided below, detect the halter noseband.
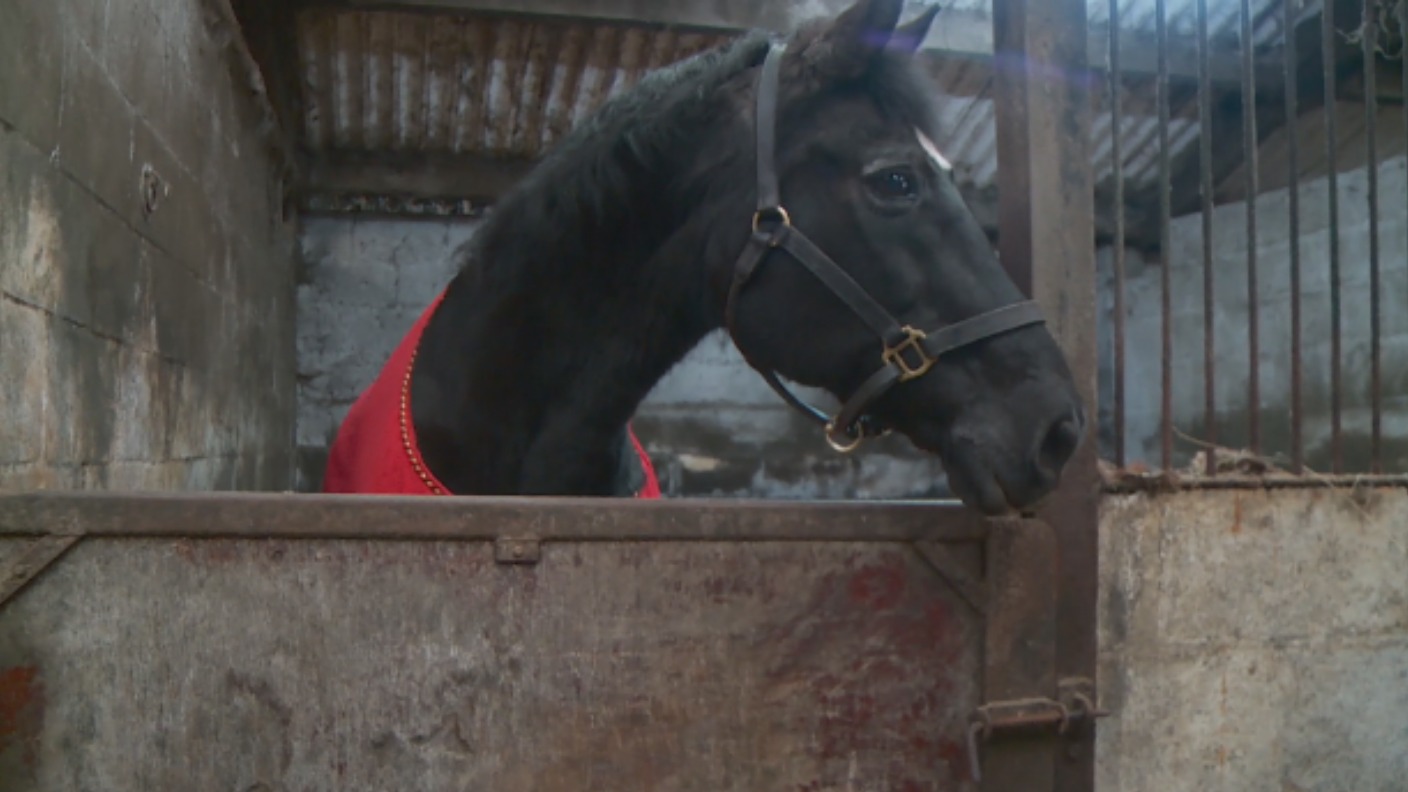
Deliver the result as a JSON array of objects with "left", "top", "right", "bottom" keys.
[{"left": 723, "top": 43, "right": 1047, "bottom": 453}]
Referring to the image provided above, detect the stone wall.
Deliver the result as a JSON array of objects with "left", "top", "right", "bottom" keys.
[
  {"left": 1097, "top": 486, "right": 1408, "bottom": 791},
  {"left": 295, "top": 216, "right": 948, "bottom": 498},
  {"left": 0, "top": 0, "right": 298, "bottom": 491}
]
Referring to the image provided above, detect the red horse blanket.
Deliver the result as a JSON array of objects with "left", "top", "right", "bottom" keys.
[{"left": 322, "top": 291, "right": 662, "bottom": 498}]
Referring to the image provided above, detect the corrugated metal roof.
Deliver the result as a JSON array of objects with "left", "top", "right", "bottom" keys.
[
  {"left": 296, "top": 8, "right": 728, "bottom": 159},
  {"left": 293, "top": 1, "right": 1300, "bottom": 200}
]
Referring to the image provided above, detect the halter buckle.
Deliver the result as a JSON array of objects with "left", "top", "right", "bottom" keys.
[
  {"left": 824, "top": 420, "right": 864, "bottom": 454},
  {"left": 883, "top": 326, "right": 938, "bottom": 381},
  {"left": 751, "top": 206, "right": 792, "bottom": 246}
]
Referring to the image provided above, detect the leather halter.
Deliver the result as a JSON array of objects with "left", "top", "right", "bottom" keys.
[{"left": 723, "top": 43, "right": 1048, "bottom": 453}]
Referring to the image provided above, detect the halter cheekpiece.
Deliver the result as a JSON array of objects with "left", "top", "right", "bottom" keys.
[{"left": 723, "top": 42, "right": 1048, "bottom": 453}]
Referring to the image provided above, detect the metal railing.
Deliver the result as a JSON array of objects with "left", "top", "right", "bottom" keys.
[{"left": 1100, "top": 0, "right": 1407, "bottom": 477}]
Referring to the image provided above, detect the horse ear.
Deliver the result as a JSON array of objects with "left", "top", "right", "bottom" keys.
[
  {"left": 796, "top": 0, "right": 906, "bottom": 80},
  {"left": 890, "top": 5, "right": 940, "bottom": 56}
]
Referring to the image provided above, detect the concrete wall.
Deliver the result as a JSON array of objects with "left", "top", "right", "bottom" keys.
[
  {"left": 295, "top": 216, "right": 948, "bottom": 497},
  {"left": 1097, "top": 486, "right": 1408, "bottom": 791},
  {"left": 1105, "top": 155, "right": 1408, "bottom": 472},
  {"left": 0, "top": 0, "right": 298, "bottom": 491}
]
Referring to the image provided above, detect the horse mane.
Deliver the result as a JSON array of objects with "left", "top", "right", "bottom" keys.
[
  {"left": 455, "top": 32, "right": 776, "bottom": 289},
  {"left": 452, "top": 24, "right": 945, "bottom": 296}
]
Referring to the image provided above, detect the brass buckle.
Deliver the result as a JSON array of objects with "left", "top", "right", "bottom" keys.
[
  {"left": 882, "top": 326, "right": 937, "bottom": 381},
  {"left": 824, "top": 420, "right": 864, "bottom": 454},
  {"left": 751, "top": 206, "right": 792, "bottom": 246}
]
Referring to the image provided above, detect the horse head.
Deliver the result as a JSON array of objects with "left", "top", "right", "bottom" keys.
[{"left": 714, "top": 0, "right": 1087, "bottom": 514}]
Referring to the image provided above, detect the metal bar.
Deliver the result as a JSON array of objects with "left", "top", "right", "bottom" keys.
[
  {"left": 991, "top": 0, "right": 1100, "bottom": 787},
  {"left": 1158, "top": 0, "right": 1173, "bottom": 471},
  {"left": 1285, "top": 0, "right": 1303, "bottom": 473},
  {"left": 1109, "top": 0, "right": 1126, "bottom": 467},
  {"left": 0, "top": 492, "right": 989, "bottom": 543},
  {"left": 976, "top": 518, "right": 1057, "bottom": 790},
  {"left": 1241, "top": 0, "right": 1261, "bottom": 455},
  {"left": 1324, "top": 0, "right": 1344, "bottom": 472},
  {"left": 1101, "top": 472, "right": 1408, "bottom": 493},
  {"left": 912, "top": 540, "right": 988, "bottom": 616},
  {"left": 1198, "top": 0, "right": 1217, "bottom": 475},
  {"left": 0, "top": 535, "right": 82, "bottom": 608},
  {"left": 1363, "top": 0, "right": 1382, "bottom": 472}
]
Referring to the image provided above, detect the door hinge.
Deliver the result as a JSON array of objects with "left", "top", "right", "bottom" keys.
[{"left": 966, "top": 677, "right": 1108, "bottom": 782}]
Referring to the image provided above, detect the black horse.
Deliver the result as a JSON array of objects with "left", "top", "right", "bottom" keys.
[{"left": 322, "top": 0, "right": 1087, "bottom": 515}]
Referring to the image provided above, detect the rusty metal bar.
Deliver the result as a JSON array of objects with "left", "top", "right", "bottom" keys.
[
  {"left": 0, "top": 492, "right": 989, "bottom": 543},
  {"left": 967, "top": 677, "right": 1109, "bottom": 782},
  {"left": 1240, "top": 0, "right": 1261, "bottom": 454},
  {"left": 1108, "top": 0, "right": 1126, "bottom": 468},
  {"left": 1363, "top": 0, "right": 1382, "bottom": 472},
  {"left": 1157, "top": 0, "right": 1173, "bottom": 471},
  {"left": 0, "top": 535, "right": 82, "bottom": 608},
  {"left": 1285, "top": 0, "right": 1303, "bottom": 473},
  {"left": 1197, "top": 0, "right": 1216, "bottom": 475},
  {"left": 1324, "top": 0, "right": 1344, "bottom": 472},
  {"left": 991, "top": 0, "right": 1098, "bottom": 785},
  {"left": 975, "top": 518, "right": 1057, "bottom": 790}
]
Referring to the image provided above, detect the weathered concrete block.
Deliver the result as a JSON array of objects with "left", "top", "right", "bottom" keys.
[
  {"left": 131, "top": 119, "right": 216, "bottom": 277},
  {"left": 58, "top": 42, "right": 137, "bottom": 222},
  {"left": 1099, "top": 488, "right": 1408, "bottom": 792},
  {"left": 0, "top": 302, "right": 50, "bottom": 465},
  {"left": 1123, "top": 489, "right": 1406, "bottom": 644},
  {"left": 43, "top": 322, "right": 118, "bottom": 466},
  {"left": 0, "top": 137, "right": 89, "bottom": 324},
  {"left": 0, "top": 2, "right": 65, "bottom": 146},
  {"left": 146, "top": 242, "right": 216, "bottom": 365}
]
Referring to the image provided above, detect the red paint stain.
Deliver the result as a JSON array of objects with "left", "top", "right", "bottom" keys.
[
  {"left": 0, "top": 665, "right": 45, "bottom": 769},
  {"left": 847, "top": 562, "right": 907, "bottom": 610},
  {"left": 756, "top": 556, "right": 975, "bottom": 789}
]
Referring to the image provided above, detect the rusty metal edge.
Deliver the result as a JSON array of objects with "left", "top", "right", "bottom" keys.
[
  {"left": 911, "top": 540, "right": 988, "bottom": 616},
  {"left": 977, "top": 516, "right": 1058, "bottom": 791},
  {"left": 0, "top": 491, "right": 989, "bottom": 543},
  {"left": 1101, "top": 473, "right": 1408, "bottom": 494},
  {"left": 0, "top": 534, "right": 83, "bottom": 609}
]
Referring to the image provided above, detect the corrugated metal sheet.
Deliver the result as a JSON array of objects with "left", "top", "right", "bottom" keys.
[
  {"left": 293, "top": 1, "right": 1299, "bottom": 196},
  {"left": 296, "top": 8, "right": 728, "bottom": 160}
]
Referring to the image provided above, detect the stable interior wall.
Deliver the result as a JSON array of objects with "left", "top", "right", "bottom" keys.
[
  {"left": 295, "top": 216, "right": 948, "bottom": 498},
  {"left": 1097, "top": 486, "right": 1408, "bottom": 791},
  {"left": 0, "top": 0, "right": 298, "bottom": 491},
  {"left": 1102, "top": 143, "right": 1408, "bottom": 473}
]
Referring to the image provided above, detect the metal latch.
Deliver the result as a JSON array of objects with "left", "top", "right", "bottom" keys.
[{"left": 966, "top": 677, "right": 1108, "bottom": 781}]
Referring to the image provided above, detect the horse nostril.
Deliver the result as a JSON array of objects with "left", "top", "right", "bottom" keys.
[{"left": 1036, "top": 410, "right": 1083, "bottom": 478}]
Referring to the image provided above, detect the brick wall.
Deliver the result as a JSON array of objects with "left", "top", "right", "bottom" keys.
[{"left": 0, "top": 0, "right": 298, "bottom": 491}]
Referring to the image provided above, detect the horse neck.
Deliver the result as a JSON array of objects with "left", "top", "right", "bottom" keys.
[{"left": 410, "top": 170, "right": 726, "bottom": 495}]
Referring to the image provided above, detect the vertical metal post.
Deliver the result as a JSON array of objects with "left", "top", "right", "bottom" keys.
[
  {"left": 1157, "top": 0, "right": 1174, "bottom": 471},
  {"left": 1108, "top": 0, "right": 1126, "bottom": 468},
  {"left": 1362, "top": 0, "right": 1382, "bottom": 472},
  {"left": 1240, "top": 0, "right": 1261, "bottom": 454},
  {"left": 978, "top": 519, "right": 1058, "bottom": 791},
  {"left": 1197, "top": 0, "right": 1217, "bottom": 474},
  {"left": 992, "top": 0, "right": 1098, "bottom": 788},
  {"left": 1285, "top": 0, "right": 1303, "bottom": 473},
  {"left": 1324, "top": 0, "right": 1344, "bottom": 472}
]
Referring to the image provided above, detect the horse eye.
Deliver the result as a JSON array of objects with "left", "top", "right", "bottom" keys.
[{"left": 865, "top": 168, "right": 920, "bottom": 201}]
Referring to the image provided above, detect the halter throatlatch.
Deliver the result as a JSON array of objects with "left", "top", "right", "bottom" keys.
[{"left": 724, "top": 43, "right": 1048, "bottom": 453}]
